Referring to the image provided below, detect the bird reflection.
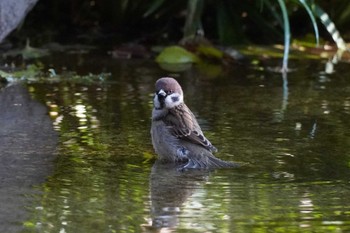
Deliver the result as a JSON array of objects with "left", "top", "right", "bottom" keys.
[{"left": 145, "top": 161, "right": 209, "bottom": 231}]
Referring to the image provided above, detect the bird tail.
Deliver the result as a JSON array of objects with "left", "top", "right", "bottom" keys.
[
  {"left": 180, "top": 154, "right": 238, "bottom": 170},
  {"left": 206, "top": 155, "right": 238, "bottom": 169}
]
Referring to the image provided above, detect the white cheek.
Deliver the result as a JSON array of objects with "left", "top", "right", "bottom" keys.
[
  {"left": 153, "top": 95, "right": 161, "bottom": 108},
  {"left": 164, "top": 93, "right": 183, "bottom": 108}
]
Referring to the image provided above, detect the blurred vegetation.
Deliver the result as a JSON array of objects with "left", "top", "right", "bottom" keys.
[
  {"left": 1, "top": 0, "right": 350, "bottom": 73},
  {"left": 7, "top": 0, "right": 350, "bottom": 47}
]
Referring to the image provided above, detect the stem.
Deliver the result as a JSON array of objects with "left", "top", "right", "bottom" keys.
[{"left": 277, "top": 0, "right": 290, "bottom": 72}]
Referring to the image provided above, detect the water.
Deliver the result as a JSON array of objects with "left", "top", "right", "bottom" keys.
[{"left": 2, "top": 53, "right": 350, "bottom": 232}]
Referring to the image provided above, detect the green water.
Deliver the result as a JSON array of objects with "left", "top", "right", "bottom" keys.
[{"left": 14, "top": 55, "right": 350, "bottom": 232}]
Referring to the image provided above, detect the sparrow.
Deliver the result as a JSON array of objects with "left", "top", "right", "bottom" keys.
[{"left": 151, "top": 77, "right": 235, "bottom": 170}]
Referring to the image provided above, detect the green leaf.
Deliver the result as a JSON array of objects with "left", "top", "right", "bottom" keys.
[{"left": 155, "top": 46, "right": 200, "bottom": 64}]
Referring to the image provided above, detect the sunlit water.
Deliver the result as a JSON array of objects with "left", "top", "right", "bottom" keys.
[{"left": 2, "top": 54, "right": 350, "bottom": 232}]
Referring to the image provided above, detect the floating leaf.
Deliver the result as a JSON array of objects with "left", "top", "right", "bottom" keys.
[{"left": 155, "top": 46, "right": 200, "bottom": 64}]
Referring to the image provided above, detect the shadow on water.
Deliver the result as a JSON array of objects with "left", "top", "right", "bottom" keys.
[{"left": 0, "top": 84, "right": 57, "bottom": 232}]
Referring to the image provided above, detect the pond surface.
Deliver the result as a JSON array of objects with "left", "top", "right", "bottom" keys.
[{"left": 2, "top": 52, "right": 350, "bottom": 232}]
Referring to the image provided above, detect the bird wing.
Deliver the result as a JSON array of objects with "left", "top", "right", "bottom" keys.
[{"left": 165, "top": 104, "right": 217, "bottom": 152}]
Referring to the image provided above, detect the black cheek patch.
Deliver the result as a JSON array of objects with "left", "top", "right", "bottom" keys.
[{"left": 171, "top": 96, "right": 179, "bottom": 102}]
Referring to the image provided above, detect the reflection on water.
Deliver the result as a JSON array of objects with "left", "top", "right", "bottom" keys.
[
  {"left": 0, "top": 84, "right": 57, "bottom": 232},
  {"left": 148, "top": 161, "right": 209, "bottom": 229},
  {"left": 12, "top": 55, "right": 350, "bottom": 232}
]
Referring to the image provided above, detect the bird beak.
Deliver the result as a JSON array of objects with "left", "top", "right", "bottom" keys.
[{"left": 157, "top": 89, "right": 166, "bottom": 97}]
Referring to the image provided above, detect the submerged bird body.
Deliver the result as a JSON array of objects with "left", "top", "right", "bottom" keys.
[{"left": 151, "top": 77, "right": 234, "bottom": 169}]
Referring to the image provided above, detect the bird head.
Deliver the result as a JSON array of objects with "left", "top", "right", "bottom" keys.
[{"left": 154, "top": 77, "right": 184, "bottom": 109}]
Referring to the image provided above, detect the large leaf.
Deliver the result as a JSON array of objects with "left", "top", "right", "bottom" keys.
[{"left": 155, "top": 46, "right": 200, "bottom": 63}]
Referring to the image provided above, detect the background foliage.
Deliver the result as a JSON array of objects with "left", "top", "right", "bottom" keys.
[{"left": 10, "top": 0, "right": 350, "bottom": 46}]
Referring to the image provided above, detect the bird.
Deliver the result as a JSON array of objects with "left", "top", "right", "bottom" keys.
[{"left": 150, "top": 77, "right": 235, "bottom": 170}]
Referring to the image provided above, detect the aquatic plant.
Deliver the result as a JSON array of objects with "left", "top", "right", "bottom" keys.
[{"left": 146, "top": 0, "right": 347, "bottom": 70}]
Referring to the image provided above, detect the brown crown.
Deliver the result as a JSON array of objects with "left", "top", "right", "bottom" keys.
[{"left": 155, "top": 77, "right": 183, "bottom": 95}]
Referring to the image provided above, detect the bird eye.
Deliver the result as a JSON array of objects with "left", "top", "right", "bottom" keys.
[{"left": 171, "top": 96, "right": 179, "bottom": 102}]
